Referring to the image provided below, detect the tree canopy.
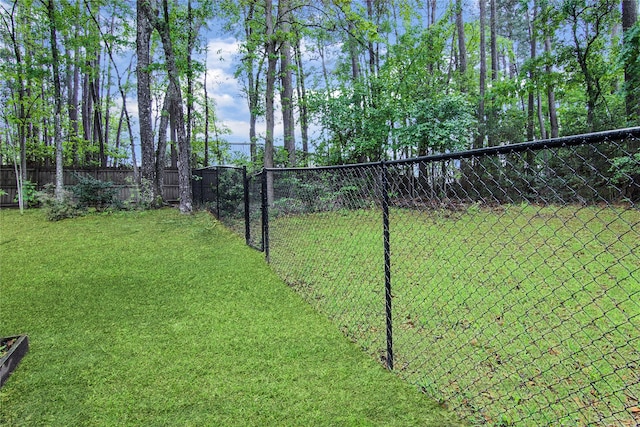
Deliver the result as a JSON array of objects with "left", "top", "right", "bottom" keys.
[{"left": 1, "top": 0, "right": 638, "bottom": 204}]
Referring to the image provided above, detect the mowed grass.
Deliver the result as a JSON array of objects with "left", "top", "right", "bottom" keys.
[
  {"left": 268, "top": 204, "right": 640, "bottom": 426},
  {"left": 0, "top": 208, "right": 464, "bottom": 426}
]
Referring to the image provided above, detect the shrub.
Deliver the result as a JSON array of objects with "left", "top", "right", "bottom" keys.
[
  {"left": 70, "top": 174, "right": 121, "bottom": 210},
  {"left": 14, "top": 180, "right": 39, "bottom": 207},
  {"left": 38, "top": 184, "right": 85, "bottom": 221}
]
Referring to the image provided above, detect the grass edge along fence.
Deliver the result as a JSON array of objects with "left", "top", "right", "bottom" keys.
[{"left": 199, "top": 127, "right": 640, "bottom": 426}]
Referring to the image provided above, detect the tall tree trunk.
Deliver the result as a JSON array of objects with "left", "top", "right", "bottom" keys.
[
  {"left": 526, "top": 5, "right": 536, "bottom": 141},
  {"left": 156, "top": 0, "right": 192, "bottom": 213},
  {"left": 249, "top": 90, "right": 258, "bottom": 163},
  {"left": 490, "top": 0, "right": 498, "bottom": 80},
  {"left": 545, "top": 34, "right": 559, "bottom": 138},
  {"left": 184, "top": 0, "right": 204, "bottom": 153},
  {"left": 488, "top": 0, "right": 498, "bottom": 146},
  {"left": 156, "top": 86, "right": 172, "bottom": 199},
  {"left": 537, "top": 90, "right": 547, "bottom": 139},
  {"left": 476, "top": 0, "right": 486, "bottom": 149},
  {"left": 317, "top": 40, "right": 331, "bottom": 90},
  {"left": 203, "top": 51, "right": 210, "bottom": 167},
  {"left": 103, "top": 38, "right": 113, "bottom": 167},
  {"left": 430, "top": 0, "right": 436, "bottom": 26},
  {"left": 46, "top": 0, "right": 64, "bottom": 200},
  {"left": 94, "top": 53, "right": 105, "bottom": 166},
  {"left": 348, "top": 19, "right": 360, "bottom": 81},
  {"left": 136, "top": 0, "right": 158, "bottom": 203},
  {"left": 6, "top": 2, "right": 28, "bottom": 181},
  {"left": 67, "top": 12, "right": 80, "bottom": 167},
  {"left": 447, "top": 19, "right": 456, "bottom": 86},
  {"left": 170, "top": 129, "right": 178, "bottom": 168},
  {"left": 186, "top": 0, "right": 194, "bottom": 150},
  {"left": 85, "top": 0, "right": 138, "bottom": 177},
  {"left": 294, "top": 35, "right": 309, "bottom": 166},
  {"left": 114, "top": 106, "right": 124, "bottom": 167},
  {"left": 82, "top": 68, "right": 92, "bottom": 155},
  {"left": 366, "top": 0, "right": 376, "bottom": 76},
  {"left": 242, "top": 2, "right": 261, "bottom": 164},
  {"left": 456, "top": 0, "right": 467, "bottom": 89},
  {"left": 279, "top": 0, "right": 295, "bottom": 166},
  {"left": 622, "top": 0, "right": 639, "bottom": 122},
  {"left": 265, "top": 0, "right": 276, "bottom": 204}
]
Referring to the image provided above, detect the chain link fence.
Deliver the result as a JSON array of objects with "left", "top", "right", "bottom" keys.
[
  {"left": 246, "top": 170, "right": 264, "bottom": 251},
  {"left": 199, "top": 128, "right": 640, "bottom": 426},
  {"left": 192, "top": 166, "right": 248, "bottom": 239}
]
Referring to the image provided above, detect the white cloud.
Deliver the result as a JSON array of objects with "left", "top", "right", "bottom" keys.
[
  {"left": 206, "top": 38, "right": 241, "bottom": 72},
  {"left": 221, "top": 118, "right": 285, "bottom": 145},
  {"left": 214, "top": 92, "right": 243, "bottom": 109},
  {"left": 201, "top": 38, "right": 252, "bottom": 142},
  {"left": 200, "top": 36, "right": 302, "bottom": 150}
]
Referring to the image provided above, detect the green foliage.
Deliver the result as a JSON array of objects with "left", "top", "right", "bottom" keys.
[
  {"left": 609, "top": 153, "right": 640, "bottom": 200},
  {"left": 397, "top": 94, "right": 477, "bottom": 154},
  {"left": 37, "top": 184, "right": 84, "bottom": 221},
  {"left": 0, "top": 0, "right": 636, "bottom": 173},
  {"left": 13, "top": 180, "right": 39, "bottom": 208},
  {"left": 271, "top": 174, "right": 371, "bottom": 217},
  {"left": 620, "top": 22, "right": 640, "bottom": 124},
  {"left": 126, "top": 178, "right": 160, "bottom": 210},
  {"left": 610, "top": 153, "right": 640, "bottom": 181},
  {"left": 70, "top": 173, "right": 121, "bottom": 210},
  {"left": 209, "top": 168, "right": 245, "bottom": 216}
]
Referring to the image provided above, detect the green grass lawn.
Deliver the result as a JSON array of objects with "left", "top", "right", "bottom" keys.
[
  {"left": 268, "top": 204, "right": 640, "bottom": 426},
  {"left": 0, "top": 208, "right": 464, "bottom": 426}
]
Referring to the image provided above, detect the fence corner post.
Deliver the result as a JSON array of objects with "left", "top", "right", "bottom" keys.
[
  {"left": 215, "top": 168, "right": 220, "bottom": 219},
  {"left": 261, "top": 169, "right": 270, "bottom": 262},
  {"left": 243, "top": 166, "right": 250, "bottom": 246},
  {"left": 200, "top": 169, "right": 205, "bottom": 207},
  {"left": 381, "top": 161, "right": 393, "bottom": 370}
]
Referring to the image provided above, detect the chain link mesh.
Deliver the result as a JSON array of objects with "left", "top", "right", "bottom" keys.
[
  {"left": 383, "top": 135, "right": 639, "bottom": 425},
  {"left": 192, "top": 166, "right": 247, "bottom": 236},
  {"left": 247, "top": 171, "right": 264, "bottom": 251},
  {"left": 268, "top": 165, "right": 388, "bottom": 355},
  {"left": 200, "top": 129, "right": 640, "bottom": 426}
]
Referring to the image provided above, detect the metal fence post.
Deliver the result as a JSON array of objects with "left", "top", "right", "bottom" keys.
[
  {"left": 261, "top": 170, "right": 270, "bottom": 262},
  {"left": 215, "top": 168, "right": 220, "bottom": 219},
  {"left": 199, "top": 170, "right": 204, "bottom": 205},
  {"left": 243, "top": 166, "right": 250, "bottom": 246},
  {"left": 381, "top": 161, "right": 393, "bottom": 370}
]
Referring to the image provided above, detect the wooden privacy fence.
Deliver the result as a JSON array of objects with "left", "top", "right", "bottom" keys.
[{"left": 0, "top": 167, "right": 180, "bottom": 207}]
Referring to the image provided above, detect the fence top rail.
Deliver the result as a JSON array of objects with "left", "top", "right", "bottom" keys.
[
  {"left": 193, "top": 165, "right": 245, "bottom": 171},
  {"left": 263, "top": 126, "right": 640, "bottom": 174},
  {"left": 264, "top": 161, "right": 382, "bottom": 173},
  {"left": 387, "top": 126, "right": 640, "bottom": 166}
]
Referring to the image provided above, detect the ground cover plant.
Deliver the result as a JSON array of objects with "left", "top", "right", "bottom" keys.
[
  {"left": 0, "top": 209, "right": 464, "bottom": 426},
  {"left": 267, "top": 204, "right": 640, "bottom": 426}
]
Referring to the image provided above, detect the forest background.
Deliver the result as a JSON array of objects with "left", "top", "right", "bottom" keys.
[{"left": 1, "top": 0, "right": 639, "bottom": 213}]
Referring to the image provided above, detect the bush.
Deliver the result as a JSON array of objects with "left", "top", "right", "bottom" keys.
[
  {"left": 38, "top": 184, "right": 85, "bottom": 221},
  {"left": 70, "top": 174, "right": 121, "bottom": 210},
  {"left": 125, "top": 177, "right": 162, "bottom": 210},
  {"left": 14, "top": 180, "right": 39, "bottom": 207}
]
